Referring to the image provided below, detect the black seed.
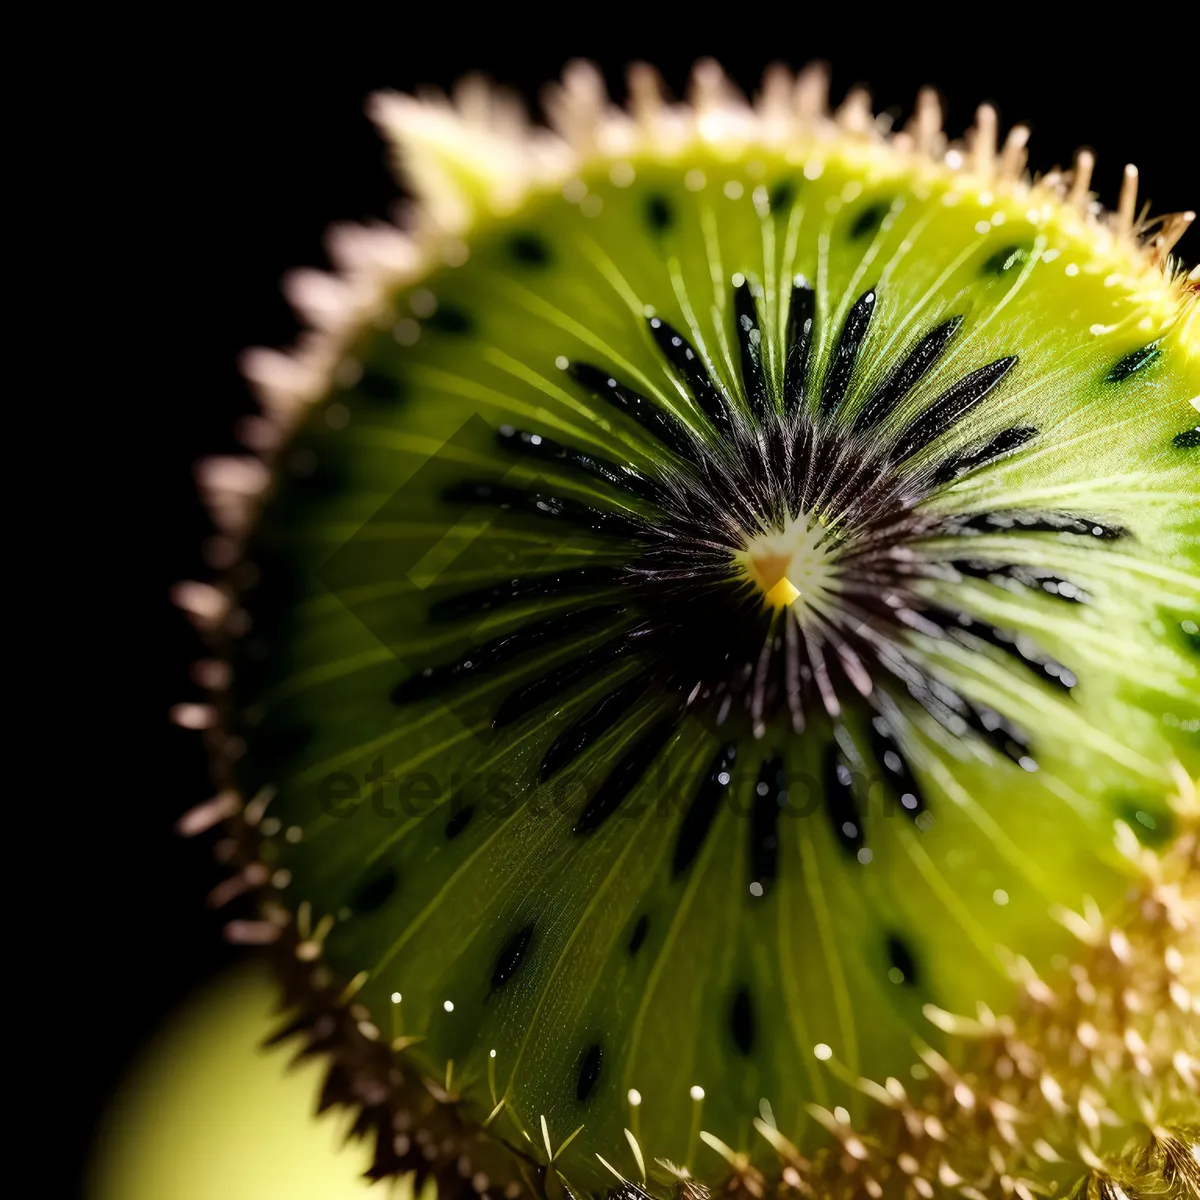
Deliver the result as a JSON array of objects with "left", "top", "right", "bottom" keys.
[
  {"left": 886, "top": 933, "right": 918, "bottom": 985},
  {"left": 442, "top": 480, "right": 643, "bottom": 538},
  {"left": 853, "top": 316, "right": 963, "bottom": 436},
  {"left": 948, "top": 686, "right": 1033, "bottom": 764},
  {"left": 770, "top": 180, "right": 797, "bottom": 213},
  {"left": 491, "top": 924, "right": 534, "bottom": 991},
  {"left": 872, "top": 648, "right": 1036, "bottom": 768},
  {"left": 569, "top": 361, "right": 699, "bottom": 462},
  {"left": 392, "top": 605, "right": 624, "bottom": 705},
  {"left": 749, "top": 756, "right": 783, "bottom": 895},
  {"left": 820, "top": 288, "right": 876, "bottom": 420},
  {"left": 352, "top": 869, "right": 397, "bottom": 913},
  {"left": 493, "top": 634, "right": 634, "bottom": 729},
  {"left": 1115, "top": 798, "right": 1175, "bottom": 848},
  {"left": 928, "top": 425, "right": 1037, "bottom": 487},
  {"left": 891, "top": 356, "right": 1018, "bottom": 462},
  {"left": 822, "top": 742, "right": 863, "bottom": 855},
  {"left": 849, "top": 200, "right": 890, "bottom": 240},
  {"left": 982, "top": 243, "right": 1031, "bottom": 275},
  {"left": 508, "top": 233, "right": 552, "bottom": 266},
  {"left": 969, "top": 702, "right": 1035, "bottom": 767},
  {"left": 1174, "top": 428, "right": 1200, "bottom": 449},
  {"left": 946, "top": 510, "right": 1126, "bottom": 540},
  {"left": 948, "top": 560, "right": 1088, "bottom": 604},
  {"left": 783, "top": 278, "right": 815, "bottom": 416},
  {"left": 541, "top": 672, "right": 653, "bottom": 780},
  {"left": 1106, "top": 343, "right": 1161, "bottom": 383},
  {"left": 576, "top": 1043, "right": 603, "bottom": 1102},
  {"left": 645, "top": 193, "right": 674, "bottom": 234},
  {"left": 429, "top": 566, "right": 622, "bottom": 623},
  {"left": 574, "top": 714, "right": 681, "bottom": 836},
  {"left": 866, "top": 719, "right": 926, "bottom": 820},
  {"left": 425, "top": 305, "right": 473, "bottom": 335},
  {"left": 444, "top": 804, "right": 475, "bottom": 840},
  {"left": 734, "top": 279, "right": 770, "bottom": 421},
  {"left": 672, "top": 744, "right": 736, "bottom": 878},
  {"left": 1178, "top": 618, "right": 1200, "bottom": 656},
  {"left": 730, "top": 986, "right": 755, "bottom": 1055},
  {"left": 627, "top": 913, "right": 649, "bottom": 956},
  {"left": 647, "top": 316, "right": 734, "bottom": 440},
  {"left": 921, "top": 603, "right": 1078, "bottom": 692},
  {"left": 356, "top": 364, "right": 404, "bottom": 404},
  {"left": 496, "top": 425, "right": 660, "bottom": 502}
]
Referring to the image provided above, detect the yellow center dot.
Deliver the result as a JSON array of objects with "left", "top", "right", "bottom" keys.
[
  {"left": 736, "top": 514, "right": 837, "bottom": 614},
  {"left": 764, "top": 577, "right": 801, "bottom": 607}
]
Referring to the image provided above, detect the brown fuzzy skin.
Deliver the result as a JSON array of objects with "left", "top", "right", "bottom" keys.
[{"left": 270, "top": 943, "right": 538, "bottom": 1198}]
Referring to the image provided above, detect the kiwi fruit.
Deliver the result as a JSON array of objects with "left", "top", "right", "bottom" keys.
[{"left": 176, "top": 62, "right": 1199, "bottom": 1200}]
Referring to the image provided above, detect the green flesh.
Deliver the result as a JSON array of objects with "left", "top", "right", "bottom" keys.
[{"left": 233, "top": 148, "right": 1199, "bottom": 1190}]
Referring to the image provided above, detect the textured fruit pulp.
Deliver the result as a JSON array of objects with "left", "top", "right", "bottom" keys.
[{"left": 234, "top": 143, "right": 1199, "bottom": 1189}]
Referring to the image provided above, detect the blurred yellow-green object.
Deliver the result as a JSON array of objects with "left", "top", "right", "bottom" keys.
[{"left": 88, "top": 964, "right": 405, "bottom": 1199}]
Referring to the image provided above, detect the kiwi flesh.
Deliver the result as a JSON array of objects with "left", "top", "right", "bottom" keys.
[{"left": 177, "top": 62, "right": 1200, "bottom": 1200}]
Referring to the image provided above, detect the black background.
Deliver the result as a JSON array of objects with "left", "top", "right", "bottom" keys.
[{"left": 82, "top": 24, "right": 1195, "bottom": 1196}]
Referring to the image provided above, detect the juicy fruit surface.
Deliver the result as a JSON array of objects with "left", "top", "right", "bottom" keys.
[{"left": 234, "top": 146, "right": 1199, "bottom": 1189}]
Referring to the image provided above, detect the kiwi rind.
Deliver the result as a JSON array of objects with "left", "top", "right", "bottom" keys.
[{"left": 176, "top": 61, "right": 1200, "bottom": 1200}]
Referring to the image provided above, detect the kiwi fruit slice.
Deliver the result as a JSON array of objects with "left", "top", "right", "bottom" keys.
[{"left": 177, "top": 62, "right": 1199, "bottom": 1199}]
